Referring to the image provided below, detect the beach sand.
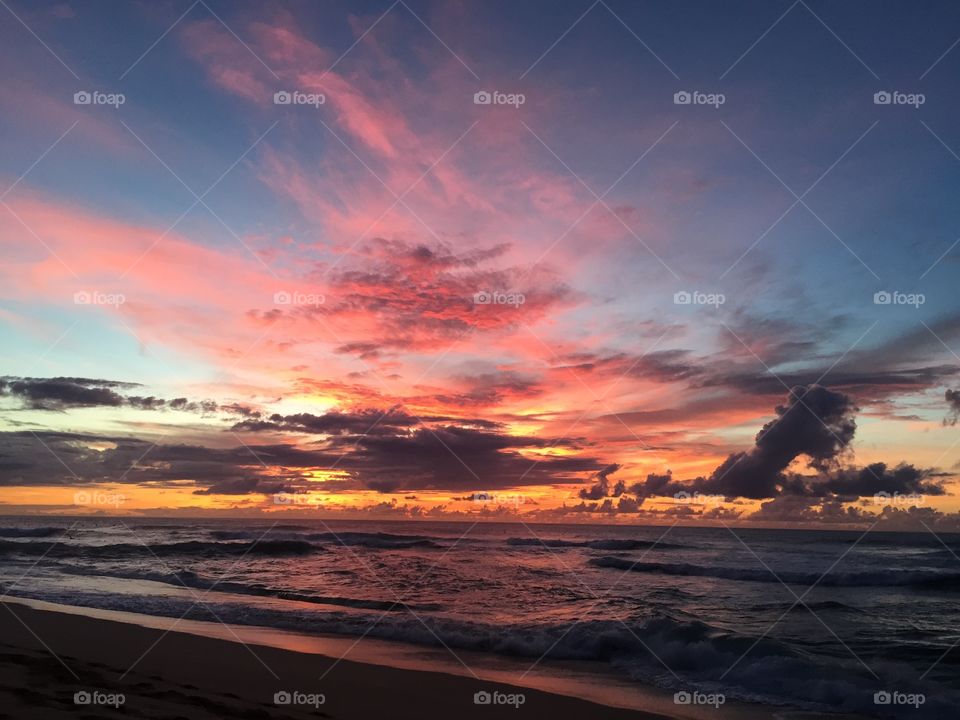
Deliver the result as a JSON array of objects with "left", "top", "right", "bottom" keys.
[{"left": 0, "top": 598, "right": 678, "bottom": 720}]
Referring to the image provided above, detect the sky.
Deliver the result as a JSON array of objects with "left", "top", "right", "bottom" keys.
[{"left": 2, "top": 0, "right": 960, "bottom": 527}]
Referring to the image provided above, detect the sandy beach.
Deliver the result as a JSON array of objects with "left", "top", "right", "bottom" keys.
[{"left": 0, "top": 598, "right": 679, "bottom": 720}]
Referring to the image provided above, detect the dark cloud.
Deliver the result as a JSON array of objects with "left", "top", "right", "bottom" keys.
[
  {"left": 628, "top": 471, "right": 674, "bottom": 498},
  {"left": 698, "top": 384, "right": 857, "bottom": 498},
  {"left": 127, "top": 396, "right": 166, "bottom": 410},
  {"left": 340, "top": 425, "right": 605, "bottom": 492},
  {"left": 1, "top": 377, "right": 134, "bottom": 410},
  {"left": 946, "top": 389, "right": 960, "bottom": 426},
  {"left": 0, "top": 431, "right": 342, "bottom": 489},
  {"left": 0, "top": 420, "right": 611, "bottom": 494},
  {"left": 631, "top": 385, "right": 948, "bottom": 502},
  {"left": 0, "top": 376, "right": 225, "bottom": 416},
  {"left": 220, "top": 403, "right": 263, "bottom": 419},
  {"left": 167, "top": 398, "right": 219, "bottom": 414},
  {"left": 578, "top": 463, "right": 622, "bottom": 500},
  {"left": 747, "top": 497, "right": 960, "bottom": 531},
  {"left": 233, "top": 407, "right": 418, "bottom": 435},
  {"left": 193, "top": 477, "right": 290, "bottom": 495},
  {"left": 815, "top": 462, "right": 945, "bottom": 498}
]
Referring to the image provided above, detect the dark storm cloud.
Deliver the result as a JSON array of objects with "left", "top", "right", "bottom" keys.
[
  {"left": 815, "top": 463, "right": 944, "bottom": 498},
  {"left": 167, "top": 398, "right": 219, "bottom": 414},
  {"left": 232, "top": 407, "right": 506, "bottom": 435},
  {"left": 0, "top": 420, "right": 611, "bottom": 494},
  {"left": 945, "top": 389, "right": 960, "bottom": 426},
  {"left": 747, "top": 497, "right": 960, "bottom": 531},
  {"left": 193, "top": 477, "right": 291, "bottom": 495},
  {"left": 126, "top": 396, "right": 166, "bottom": 410},
  {"left": 340, "top": 425, "right": 606, "bottom": 492},
  {"left": 219, "top": 403, "right": 263, "bottom": 419},
  {"left": 0, "top": 431, "right": 343, "bottom": 488},
  {"left": 0, "top": 377, "right": 134, "bottom": 409},
  {"left": 578, "top": 463, "right": 622, "bottom": 500},
  {"left": 697, "top": 384, "right": 857, "bottom": 499},
  {"left": 232, "top": 407, "right": 419, "bottom": 435},
  {"left": 631, "top": 385, "right": 948, "bottom": 502},
  {"left": 628, "top": 471, "right": 675, "bottom": 498},
  {"left": 0, "top": 376, "right": 225, "bottom": 415}
]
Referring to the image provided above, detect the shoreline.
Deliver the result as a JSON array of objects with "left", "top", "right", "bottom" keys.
[{"left": 0, "top": 596, "right": 797, "bottom": 720}]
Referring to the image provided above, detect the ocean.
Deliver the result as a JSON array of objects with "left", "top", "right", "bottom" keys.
[{"left": 1, "top": 517, "right": 958, "bottom": 718}]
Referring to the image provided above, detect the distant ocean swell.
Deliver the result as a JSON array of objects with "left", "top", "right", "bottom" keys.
[
  {"left": 0, "top": 539, "right": 317, "bottom": 557},
  {"left": 52, "top": 566, "right": 441, "bottom": 612},
  {"left": 589, "top": 556, "right": 960, "bottom": 590},
  {"left": 0, "top": 528, "right": 690, "bottom": 553}
]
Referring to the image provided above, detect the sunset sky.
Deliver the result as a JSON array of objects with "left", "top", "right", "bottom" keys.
[{"left": 2, "top": 0, "right": 960, "bottom": 526}]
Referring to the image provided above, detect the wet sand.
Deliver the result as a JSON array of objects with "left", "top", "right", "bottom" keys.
[{"left": 0, "top": 598, "right": 672, "bottom": 720}]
